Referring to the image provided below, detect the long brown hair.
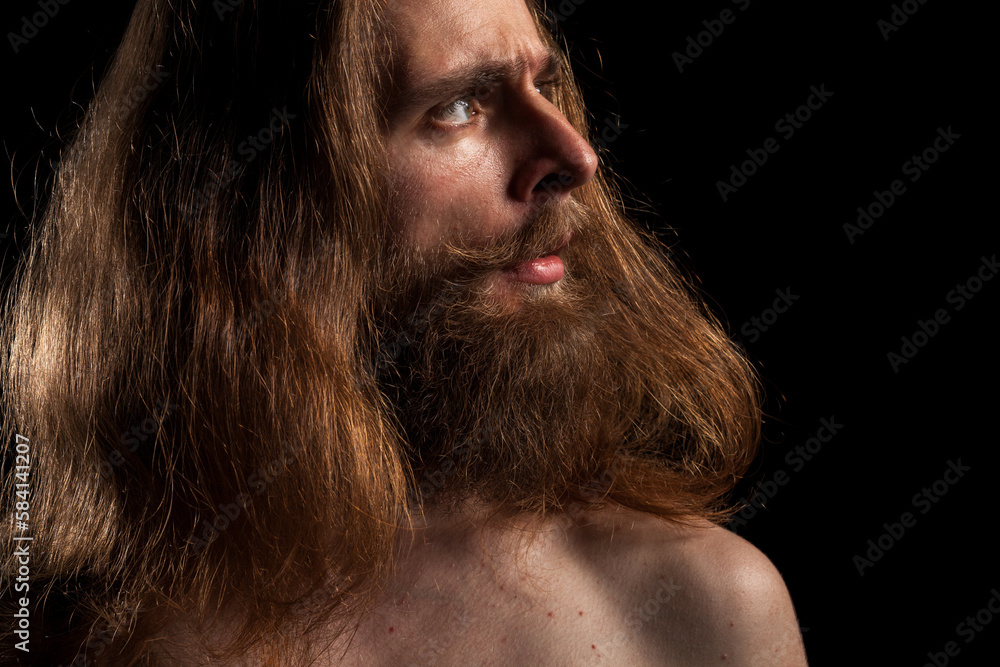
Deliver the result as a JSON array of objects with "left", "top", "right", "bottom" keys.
[{"left": 0, "top": 0, "right": 761, "bottom": 664}]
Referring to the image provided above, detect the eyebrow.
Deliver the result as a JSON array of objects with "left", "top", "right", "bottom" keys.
[{"left": 386, "top": 45, "right": 565, "bottom": 125}]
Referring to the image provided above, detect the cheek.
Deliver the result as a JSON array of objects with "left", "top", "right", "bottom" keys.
[{"left": 390, "top": 145, "right": 506, "bottom": 252}]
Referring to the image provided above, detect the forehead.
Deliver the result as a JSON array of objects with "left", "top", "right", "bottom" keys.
[{"left": 385, "top": 0, "right": 548, "bottom": 76}]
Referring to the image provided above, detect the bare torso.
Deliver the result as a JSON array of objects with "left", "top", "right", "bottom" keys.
[
  {"left": 155, "top": 504, "right": 808, "bottom": 666},
  {"left": 309, "top": 503, "right": 806, "bottom": 666}
]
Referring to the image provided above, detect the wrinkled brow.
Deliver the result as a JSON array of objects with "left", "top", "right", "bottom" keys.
[{"left": 385, "top": 44, "right": 564, "bottom": 125}]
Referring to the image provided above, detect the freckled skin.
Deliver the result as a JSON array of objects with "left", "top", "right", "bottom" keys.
[{"left": 328, "top": 509, "right": 807, "bottom": 664}]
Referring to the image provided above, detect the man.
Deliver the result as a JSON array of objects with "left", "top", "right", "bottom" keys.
[{"left": 1, "top": 0, "right": 807, "bottom": 664}]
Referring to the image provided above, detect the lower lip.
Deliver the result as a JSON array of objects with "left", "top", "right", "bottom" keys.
[{"left": 502, "top": 255, "right": 565, "bottom": 284}]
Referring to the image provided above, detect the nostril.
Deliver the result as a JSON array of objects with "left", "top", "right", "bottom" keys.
[{"left": 534, "top": 172, "right": 571, "bottom": 194}]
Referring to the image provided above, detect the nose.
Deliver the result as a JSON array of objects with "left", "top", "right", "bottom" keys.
[{"left": 509, "top": 91, "right": 598, "bottom": 205}]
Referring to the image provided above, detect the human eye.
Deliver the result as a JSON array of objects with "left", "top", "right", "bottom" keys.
[
  {"left": 433, "top": 83, "right": 493, "bottom": 127},
  {"left": 435, "top": 97, "right": 476, "bottom": 125},
  {"left": 534, "top": 78, "right": 560, "bottom": 101}
]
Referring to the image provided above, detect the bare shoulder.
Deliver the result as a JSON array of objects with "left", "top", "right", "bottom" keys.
[
  {"left": 656, "top": 520, "right": 809, "bottom": 666},
  {"left": 569, "top": 509, "right": 809, "bottom": 666}
]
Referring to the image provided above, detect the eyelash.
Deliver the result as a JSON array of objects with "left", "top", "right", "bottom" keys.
[
  {"left": 432, "top": 79, "right": 560, "bottom": 129},
  {"left": 436, "top": 96, "right": 481, "bottom": 124}
]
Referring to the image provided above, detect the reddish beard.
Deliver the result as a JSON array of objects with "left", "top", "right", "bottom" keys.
[
  {"left": 371, "top": 197, "right": 624, "bottom": 508},
  {"left": 369, "top": 194, "right": 754, "bottom": 517}
]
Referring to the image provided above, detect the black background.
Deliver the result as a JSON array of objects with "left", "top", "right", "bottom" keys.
[{"left": 1, "top": 1, "right": 995, "bottom": 665}]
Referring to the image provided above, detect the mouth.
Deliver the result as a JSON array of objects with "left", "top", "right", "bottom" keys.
[{"left": 500, "top": 231, "right": 573, "bottom": 285}]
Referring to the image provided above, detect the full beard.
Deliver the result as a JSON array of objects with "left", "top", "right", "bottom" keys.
[{"left": 368, "top": 195, "right": 728, "bottom": 515}]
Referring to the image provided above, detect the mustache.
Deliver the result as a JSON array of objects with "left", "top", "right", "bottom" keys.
[
  {"left": 372, "top": 195, "right": 594, "bottom": 330},
  {"left": 433, "top": 196, "right": 591, "bottom": 279}
]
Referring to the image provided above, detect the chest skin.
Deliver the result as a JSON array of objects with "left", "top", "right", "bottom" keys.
[{"left": 317, "top": 510, "right": 691, "bottom": 666}]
